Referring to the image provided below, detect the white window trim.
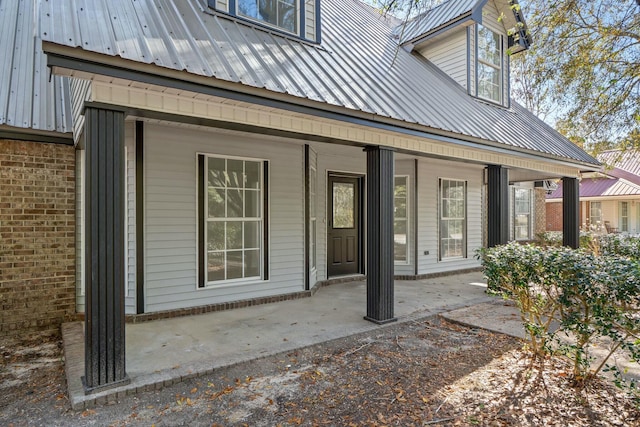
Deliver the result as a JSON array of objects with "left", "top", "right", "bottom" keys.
[
  {"left": 236, "top": 0, "right": 300, "bottom": 36},
  {"left": 394, "top": 175, "right": 410, "bottom": 265},
  {"left": 198, "top": 153, "right": 268, "bottom": 288},
  {"left": 620, "top": 201, "right": 629, "bottom": 232},
  {"left": 513, "top": 187, "right": 533, "bottom": 241},
  {"left": 438, "top": 178, "right": 467, "bottom": 261},
  {"left": 310, "top": 162, "right": 317, "bottom": 273},
  {"left": 476, "top": 25, "right": 503, "bottom": 104},
  {"left": 590, "top": 201, "right": 603, "bottom": 226}
]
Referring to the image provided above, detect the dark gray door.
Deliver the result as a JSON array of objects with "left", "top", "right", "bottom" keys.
[{"left": 328, "top": 175, "right": 361, "bottom": 276}]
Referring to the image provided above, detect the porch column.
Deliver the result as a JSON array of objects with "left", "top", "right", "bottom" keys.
[
  {"left": 364, "top": 146, "right": 396, "bottom": 324},
  {"left": 562, "top": 177, "right": 580, "bottom": 249},
  {"left": 487, "top": 165, "right": 509, "bottom": 247},
  {"left": 83, "top": 107, "right": 129, "bottom": 393}
]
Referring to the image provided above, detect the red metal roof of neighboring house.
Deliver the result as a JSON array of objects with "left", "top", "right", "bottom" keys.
[{"left": 547, "top": 150, "right": 640, "bottom": 200}]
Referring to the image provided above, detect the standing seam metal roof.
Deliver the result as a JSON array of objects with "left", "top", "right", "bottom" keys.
[
  {"left": 396, "top": 0, "right": 482, "bottom": 44},
  {"left": 0, "top": 0, "right": 71, "bottom": 134},
  {"left": 547, "top": 177, "right": 640, "bottom": 200},
  {"left": 40, "top": 0, "right": 597, "bottom": 165}
]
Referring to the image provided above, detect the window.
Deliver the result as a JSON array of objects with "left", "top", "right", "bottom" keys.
[
  {"left": 477, "top": 25, "right": 502, "bottom": 103},
  {"left": 590, "top": 201, "right": 602, "bottom": 226},
  {"left": 238, "top": 0, "right": 298, "bottom": 34},
  {"left": 310, "top": 163, "right": 317, "bottom": 270},
  {"left": 199, "top": 155, "right": 265, "bottom": 286},
  {"left": 440, "top": 179, "right": 466, "bottom": 260},
  {"left": 620, "top": 201, "right": 629, "bottom": 232},
  {"left": 394, "top": 176, "right": 408, "bottom": 263},
  {"left": 513, "top": 188, "right": 532, "bottom": 240}
]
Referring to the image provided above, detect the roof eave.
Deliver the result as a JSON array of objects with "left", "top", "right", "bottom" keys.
[
  {"left": 402, "top": 13, "right": 474, "bottom": 51},
  {"left": 42, "top": 42, "right": 597, "bottom": 171}
]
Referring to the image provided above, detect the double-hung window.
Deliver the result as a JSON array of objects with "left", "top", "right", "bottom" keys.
[
  {"left": 439, "top": 179, "right": 466, "bottom": 260},
  {"left": 590, "top": 201, "right": 602, "bottom": 227},
  {"left": 198, "top": 154, "right": 266, "bottom": 286},
  {"left": 513, "top": 188, "right": 532, "bottom": 240},
  {"left": 477, "top": 25, "right": 502, "bottom": 103},
  {"left": 238, "top": 0, "right": 298, "bottom": 34},
  {"left": 394, "top": 176, "right": 409, "bottom": 263},
  {"left": 620, "top": 201, "right": 629, "bottom": 232}
]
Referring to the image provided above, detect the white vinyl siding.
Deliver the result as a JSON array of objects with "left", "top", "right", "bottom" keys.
[
  {"left": 417, "top": 30, "right": 468, "bottom": 88},
  {"left": 305, "top": 0, "right": 316, "bottom": 41},
  {"left": 215, "top": 0, "right": 229, "bottom": 12},
  {"left": 417, "top": 158, "right": 482, "bottom": 274},
  {"left": 143, "top": 123, "right": 304, "bottom": 312}
]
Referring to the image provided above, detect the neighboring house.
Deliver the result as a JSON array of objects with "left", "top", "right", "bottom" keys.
[
  {"left": 0, "top": 0, "right": 74, "bottom": 336},
  {"left": 0, "top": 0, "right": 599, "bottom": 392},
  {"left": 547, "top": 150, "right": 640, "bottom": 234}
]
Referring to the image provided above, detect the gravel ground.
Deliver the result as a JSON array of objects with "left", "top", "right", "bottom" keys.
[{"left": 1, "top": 316, "right": 638, "bottom": 426}]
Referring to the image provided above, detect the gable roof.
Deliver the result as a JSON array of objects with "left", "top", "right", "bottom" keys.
[
  {"left": 0, "top": 0, "right": 71, "bottom": 137},
  {"left": 547, "top": 176, "right": 640, "bottom": 200},
  {"left": 397, "top": 0, "right": 531, "bottom": 53},
  {"left": 39, "top": 0, "right": 595, "bottom": 167},
  {"left": 547, "top": 150, "right": 640, "bottom": 200},
  {"left": 397, "top": 0, "right": 483, "bottom": 45},
  {"left": 598, "top": 150, "right": 640, "bottom": 178}
]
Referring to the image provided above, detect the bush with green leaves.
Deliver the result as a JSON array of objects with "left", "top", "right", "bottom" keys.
[{"left": 478, "top": 240, "right": 640, "bottom": 396}]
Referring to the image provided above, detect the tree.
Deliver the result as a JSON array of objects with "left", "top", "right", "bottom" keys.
[
  {"left": 370, "top": 0, "right": 640, "bottom": 153},
  {"left": 512, "top": 0, "right": 640, "bottom": 153}
]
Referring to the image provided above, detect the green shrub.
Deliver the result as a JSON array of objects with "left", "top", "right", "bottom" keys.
[{"left": 478, "top": 240, "right": 640, "bottom": 397}]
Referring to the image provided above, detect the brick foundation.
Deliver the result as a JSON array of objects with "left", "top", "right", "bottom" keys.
[{"left": 0, "top": 139, "right": 76, "bottom": 336}]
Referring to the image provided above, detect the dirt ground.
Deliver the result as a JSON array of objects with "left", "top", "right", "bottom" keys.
[{"left": 1, "top": 316, "right": 639, "bottom": 426}]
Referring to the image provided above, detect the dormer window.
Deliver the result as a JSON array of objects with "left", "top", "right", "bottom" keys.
[
  {"left": 208, "top": 0, "right": 319, "bottom": 43},
  {"left": 477, "top": 25, "right": 502, "bottom": 103},
  {"left": 238, "top": 0, "right": 298, "bottom": 34}
]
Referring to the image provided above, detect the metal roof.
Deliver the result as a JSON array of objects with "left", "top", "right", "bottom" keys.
[
  {"left": 0, "top": 0, "right": 71, "bottom": 135},
  {"left": 39, "top": 0, "right": 597, "bottom": 166},
  {"left": 547, "top": 177, "right": 640, "bottom": 200},
  {"left": 395, "top": 0, "right": 531, "bottom": 52},
  {"left": 598, "top": 150, "right": 640, "bottom": 178},
  {"left": 548, "top": 151, "right": 640, "bottom": 199},
  {"left": 396, "top": 0, "right": 482, "bottom": 45}
]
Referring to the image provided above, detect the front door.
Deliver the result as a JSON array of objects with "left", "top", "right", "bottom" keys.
[{"left": 328, "top": 174, "right": 362, "bottom": 276}]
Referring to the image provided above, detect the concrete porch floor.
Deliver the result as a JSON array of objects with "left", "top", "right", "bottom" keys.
[{"left": 63, "top": 272, "right": 499, "bottom": 409}]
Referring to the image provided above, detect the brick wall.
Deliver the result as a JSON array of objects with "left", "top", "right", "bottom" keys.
[
  {"left": 0, "top": 139, "right": 76, "bottom": 336},
  {"left": 534, "top": 188, "right": 547, "bottom": 236},
  {"left": 546, "top": 201, "right": 563, "bottom": 231}
]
